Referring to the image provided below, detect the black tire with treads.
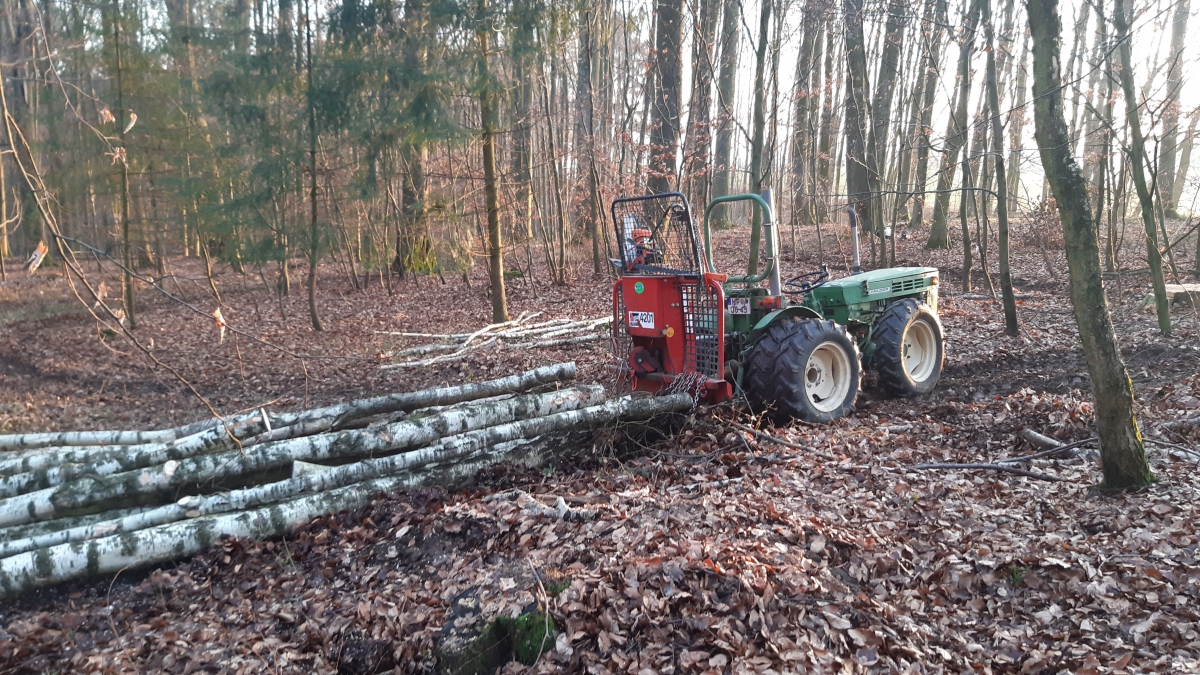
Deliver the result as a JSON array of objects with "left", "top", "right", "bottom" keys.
[
  {"left": 871, "top": 298, "right": 945, "bottom": 397},
  {"left": 745, "top": 318, "right": 861, "bottom": 423}
]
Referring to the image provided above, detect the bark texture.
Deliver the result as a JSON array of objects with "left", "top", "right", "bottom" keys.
[{"left": 1027, "top": 0, "right": 1153, "bottom": 489}]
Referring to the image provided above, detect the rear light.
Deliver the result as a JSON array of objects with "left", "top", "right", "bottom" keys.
[{"left": 757, "top": 296, "right": 783, "bottom": 310}]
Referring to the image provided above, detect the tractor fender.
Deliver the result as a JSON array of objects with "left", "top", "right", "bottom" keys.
[{"left": 746, "top": 306, "right": 823, "bottom": 346}]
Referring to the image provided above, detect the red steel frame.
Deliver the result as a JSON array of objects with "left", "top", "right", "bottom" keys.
[{"left": 612, "top": 274, "right": 731, "bottom": 401}]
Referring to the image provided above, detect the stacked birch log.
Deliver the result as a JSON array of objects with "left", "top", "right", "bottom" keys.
[
  {"left": 0, "top": 362, "right": 690, "bottom": 597},
  {"left": 377, "top": 312, "right": 610, "bottom": 368}
]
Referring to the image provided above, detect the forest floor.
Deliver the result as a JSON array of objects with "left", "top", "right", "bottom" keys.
[{"left": 3, "top": 217, "right": 1200, "bottom": 674}]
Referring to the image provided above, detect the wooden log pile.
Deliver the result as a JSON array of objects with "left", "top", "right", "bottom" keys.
[{"left": 0, "top": 362, "right": 690, "bottom": 597}]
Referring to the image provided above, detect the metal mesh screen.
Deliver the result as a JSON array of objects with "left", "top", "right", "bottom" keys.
[
  {"left": 610, "top": 284, "right": 634, "bottom": 393},
  {"left": 611, "top": 193, "right": 702, "bottom": 276},
  {"left": 680, "top": 280, "right": 722, "bottom": 379}
]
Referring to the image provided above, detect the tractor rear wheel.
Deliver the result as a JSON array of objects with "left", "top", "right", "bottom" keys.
[
  {"left": 746, "top": 319, "right": 861, "bottom": 423},
  {"left": 873, "top": 299, "right": 944, "bottom": 397}
]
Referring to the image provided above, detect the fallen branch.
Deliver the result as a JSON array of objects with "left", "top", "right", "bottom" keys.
[
  {"left": 906, "top": 463, "right": 1062, "bottom": 481},
  {"left": 727, "top": 421, "right": 837, "bottom": 461}
]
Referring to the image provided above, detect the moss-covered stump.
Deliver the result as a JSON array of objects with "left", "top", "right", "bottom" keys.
[
  {"left": 438, "top": 611, "right": 556, "bottom": 675},
  {"left": 437, "top": 563, "right": 559, "bottom": 674}
]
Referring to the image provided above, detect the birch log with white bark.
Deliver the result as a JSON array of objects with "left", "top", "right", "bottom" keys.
[
  {"left": 0, "top": 437, "right": 540, "bottom": 558},
  {"left": 0, "top": 393, "right": 691, "bottom": 596},
  {"left": 0, "top": 386, "right": 603, "bottom": 527},
  {"left": 0, "top": 363, "right": 577, "bottom": 478}
]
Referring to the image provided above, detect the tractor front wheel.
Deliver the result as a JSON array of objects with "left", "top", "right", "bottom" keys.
[
  {"left": 872, "top": 299, "right": 945, "bottom": 397},
  {"left": 746, "top": 319, "right": 861, "bottom": 423}
]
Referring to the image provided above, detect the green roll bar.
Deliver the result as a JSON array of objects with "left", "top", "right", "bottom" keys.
[{"left": 702, "top": 193, "right": 776, "bottom": 284}]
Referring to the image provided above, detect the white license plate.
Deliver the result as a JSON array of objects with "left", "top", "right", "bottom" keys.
[
  {"left": 727, "top": 297, "right": 751, "bottom": 315},
  {"left": 628, "top": 311, "right": 655, "bottom": 329}
]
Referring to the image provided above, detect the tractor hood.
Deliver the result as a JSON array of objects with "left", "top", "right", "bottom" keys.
[{"left": 809, "top": 267, "right": 939, "bottom": 310}]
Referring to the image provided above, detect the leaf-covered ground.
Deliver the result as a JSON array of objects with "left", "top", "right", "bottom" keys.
[{"left": 3, "top": 219, "right": 1200, "bottom": 674}]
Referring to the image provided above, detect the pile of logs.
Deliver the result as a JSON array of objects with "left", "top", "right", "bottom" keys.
[
  {"left": 0, "top": 362, "right": 689, "bottom": 597},
  {"left": 377, "top": 312, "right": 610, "bottom": 368}
]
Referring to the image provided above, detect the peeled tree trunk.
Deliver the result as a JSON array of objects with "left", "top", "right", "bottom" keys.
[
  {"left": 1027, "top": 0, "right": 1153, "bottom": 489},
  {"left": 0, "top": 394, "right": 692, "bottom": 597},
  {"left": 0, "top": 387, "right": 605, "bottom": 527}
]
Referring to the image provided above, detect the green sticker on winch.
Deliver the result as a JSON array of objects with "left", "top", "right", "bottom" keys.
[{"left": 634, "top": 282, "right": 645, "bottom": 294}]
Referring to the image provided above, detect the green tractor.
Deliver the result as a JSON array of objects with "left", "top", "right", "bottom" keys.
[{"left": 611, "top": 191, "right": 944, "bottom": 422}]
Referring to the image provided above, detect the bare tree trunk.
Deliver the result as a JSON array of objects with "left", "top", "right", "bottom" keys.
[
  {"left": 843, "top": 0, "right": 872, "bottom": 245},
  {"left": 685, "top": 0, "right": 719, "bottom": 205},
  {"left": 647, "top": 0, "right": 683, "bottom": 194},
  {"left": 928, "top": 0, "right": 981, "bottom": 248},
  {"left": 1114, "top": 0, "right": 1170, "bottom": 335},
  {"left": 909, "top": 0, "right": 947, "bottom": 229},
  {"left": 984, "top": 0, "right": 1018, "bottom": 335},
  {"left": 746, "top": 0, "right": 772, "bottom": 275},
  {"left": 304, "top": 0, "right": 323, "bottom": 332},
  {"left": 477, "top": 0, "right": 508, "bottom": 323},
  {"left": 1027, "top": 0, "right": 1152, "bottom": 490},
  {"left": 1159, "top": 0, "right": 1190, "bottom": 217},
  {"left": 865, "top": 0, "right": 907, "bottom": 259},
  {"left": 1007, "top": 28, "right": 1030, "bottom": 209},
  {"left": 112, "top": 0, "right": 136, "bottom": 329},
  {"left": 816, "top": 19, "right": 838, "bottom": 225},
  {"left": 711, "top": 0, "right": 739, "bottom": 221},
  {"left": 790, "top": 0, "right": 821, "bottom": 226}
]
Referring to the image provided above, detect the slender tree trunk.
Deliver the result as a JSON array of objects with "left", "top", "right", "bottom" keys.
[
  {"left": 866, "top": 0, "right": 907, "bottom": 244},
  {"left": 685, "top": 0, "right": 719, "bottom": 205},
  {"left": 647, "top": 0, "right": 683, "bottom": 194},
  {"left": 1159, "top": 0, "right": 1190, "bottom": 217},
  {"left": 478, "top": 0, "right": 508, "bottom": 323},
  {"left": 1114, "top": 0, "right": 1170, "bottom": 335},
  {"left": 112, "top": 0, "right": 136, "bottom": 329},
  {"left": 304, "top": 0, "right": 323, "bottom": 331},
  {"left": 711, "top": 0, "right": 739, "bottom": 221},
  {"left": 909, "top": 0, "right": 947, "bottom": 229},
  {"left": 927, "top": 0, "right": 980, "bottom": 248},
  {"left": 0, "top": 138, "right": 6, "bottom": 282},
  {"left": 1027, "top": 0, "right": 1152, "bottom": 490},
  {"left": 816, "top": 20, "right": 837, "bottom": 225},
  {"left": 577, "top": 8, "right": 603, "bottom": 275},
  {"left": 790, "top": 0, "right": 820, "bottom": 227},
  {"left": 746, "top": 0, "right": 772, "bottom": 275},
  {"left": 843, "top": 0, "right": 872, "bottom": 248},
  {"left": 960, "top": 154, "right": 973, "bottom": 291},
  {"left": 1174, "top": 108, "right": 1199, "bottom": 213},
  {"left": 984, "top": 0, "right": 1017, "bottom": 335},
  {"left": 1007, "top": 28, "right": 1030, "bottom": 209}
]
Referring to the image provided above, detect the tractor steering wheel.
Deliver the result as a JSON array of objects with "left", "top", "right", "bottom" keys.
[{"left": 783, "top": 266, "right": 830, "bottom": 295}]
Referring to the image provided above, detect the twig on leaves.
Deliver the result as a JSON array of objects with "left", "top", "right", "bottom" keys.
[
  {"left": 1143, "top": 438, "right": 1200, "bottom": 458},
  {"left": 726, "top": 421, "right": 837, "bottom": 461},
  {"left": 906, "top": 463, "right": 1062, "bottom": 481},
  {"left": 1002, "top": 434, "right": 1096, "bottom": 462}
]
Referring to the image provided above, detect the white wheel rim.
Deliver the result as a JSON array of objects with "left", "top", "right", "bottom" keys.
[
  {"left": 805, "top": 343, "right": 853, "bottom": 413},
  {"left": 903, "top": 319, "right": 938, "bottom": 383}
]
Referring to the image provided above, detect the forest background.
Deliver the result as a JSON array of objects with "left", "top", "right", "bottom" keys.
[{"left": 2, "top": 0, "right": 1197, "bottom": 331}]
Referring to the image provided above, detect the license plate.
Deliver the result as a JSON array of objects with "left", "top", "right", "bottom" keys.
[
  {"left": 628, "top": 311, "right": 655, "bottom": 329},
  {"left": 727, "top": 297, "right": 751, "bottom": 315}
]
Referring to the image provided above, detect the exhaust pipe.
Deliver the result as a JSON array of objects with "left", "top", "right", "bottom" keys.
[{"left": 846, "top": 206, "right": 863, "bottom": 275}]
